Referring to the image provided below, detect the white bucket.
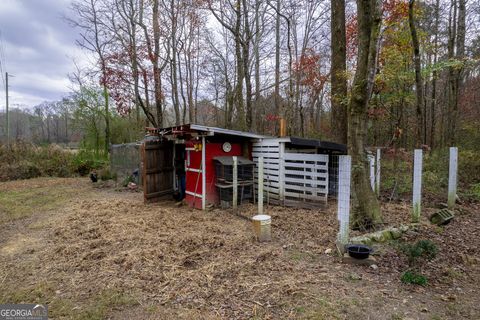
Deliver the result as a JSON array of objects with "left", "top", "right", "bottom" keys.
[{"left": 252, "top": 214, "right": 271, "bottom": 242}]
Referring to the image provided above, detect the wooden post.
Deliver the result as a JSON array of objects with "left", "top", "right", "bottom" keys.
[
  {"left": 233, "top": 156, "right": 238, "bottom": 209},
  {"left": 376, "top": 148, "right": 381, "bottom": 197},
  {"left": 412, "top": 149, "right": 423, "bottom": 223},
  {"left": 337, "top": 155, "right": 352, "bottom": 249},
  {"left": 369, "top": 154, "right": 375, "bottom": 191},
  {"left": 278, "top": 141, "right": 285, "bottom": 205},
  {"left": 201, "top": 136, "right": 206, "bottom": 210},
  {"left": 258, "top": 156, "right": 264, "bottom": 214},
  {"left": 448, "top": 147, "right": 458, "bottom": 209}
]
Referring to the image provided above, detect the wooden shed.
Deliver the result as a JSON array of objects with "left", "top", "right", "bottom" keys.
[
  {"left": 141, "top": 124, "right": 346, "bottom": 210},
  {"left": 141, "top": 124, "right": 264, "bottom": 209}
]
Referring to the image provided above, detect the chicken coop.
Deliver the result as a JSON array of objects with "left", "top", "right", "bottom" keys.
[
  {"left": 141, "top": 124, "right": 263, "bottom": 209},
  {"left": 141, "top": 123, "right": 346, "bottom": 210},
  {"left": 214, "top": 156, "right": 254, "bottom": 208}
]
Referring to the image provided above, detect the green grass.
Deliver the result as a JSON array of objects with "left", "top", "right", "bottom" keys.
[
  {"left": 0, "top": 185, "right": 72, "bottom": 224},
  {"left": 288, "top": 249, "right": 319, "bottom": 262},
  {"left": 299, "top": 298, "right": 341, "bottom": 319},
  {"left": 401, "top": 271, "right": 427, "bottom": 286},
  {"left": 75, "top": 290, "right": 139, "bottom": 320},
  {"left": 1, "top": 282, "right": 138, "bottom": 320}
]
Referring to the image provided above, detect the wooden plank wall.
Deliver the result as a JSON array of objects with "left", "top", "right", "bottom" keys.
[
  {"left": 283, "top": 152, "right": 329, "bottom": 207},
  {"left": 142, "top": 140, "right": 174, "bottom": 203},
  {"left": 252, "top": 140, "right": 282, "bottom": 205},
  {"left": 253, "top": 140, "right": 329, "bottom": 208}
]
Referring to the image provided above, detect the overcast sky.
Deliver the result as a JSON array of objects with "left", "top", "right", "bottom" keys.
[{"left": 0, "top": 0, "right": 85, "bottom": 110}]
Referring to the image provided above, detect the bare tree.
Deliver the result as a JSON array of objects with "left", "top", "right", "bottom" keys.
[
  {"left": 348, "top": 0, "right": 382, "bottom": 228},
  {"left": 69, "top": 0, "right": 112, "bottom": 153}
]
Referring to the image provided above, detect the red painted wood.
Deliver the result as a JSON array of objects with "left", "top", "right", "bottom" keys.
[{"left": 184, "top": 140, "right": 243, "bottom": 209}]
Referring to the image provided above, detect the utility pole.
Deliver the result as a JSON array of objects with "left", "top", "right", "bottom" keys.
[{"left": 5, "top": 71, "right": 9, "bottom": 143}]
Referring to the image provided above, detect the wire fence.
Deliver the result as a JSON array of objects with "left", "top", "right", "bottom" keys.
[{"left": 110, "top": 142, "right": 142, "bottom": 185}]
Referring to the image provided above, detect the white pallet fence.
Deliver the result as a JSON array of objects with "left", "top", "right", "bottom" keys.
[
  {"left": 252, "top": 140, "right": 282, "bottom": 204},
  {"left": 283, "top": 153, "right": 329, "bottom": 207},
  {"left": 253, "top": 140, "right": 329, "bottom": 208}
]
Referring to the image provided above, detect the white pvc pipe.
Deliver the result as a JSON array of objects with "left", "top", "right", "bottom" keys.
[
  {"left": 412, "top": 149, "right": 423, "bottom": 222},
  {"left": 376, "top": 148, "right": 381, "bottom": 197},
  {"left": 337, "top": 155, "right": 352, "bottom": 245},
  {"left": 448, "top": 147, "right": 458, "bottom": 209},
  {"left": 369, "top": 154, "right": 375, "bottom": 191}
]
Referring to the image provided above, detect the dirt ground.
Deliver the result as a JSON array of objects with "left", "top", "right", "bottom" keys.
[{"left": 0, "top": 178, "right": 479, "bottom": 319}]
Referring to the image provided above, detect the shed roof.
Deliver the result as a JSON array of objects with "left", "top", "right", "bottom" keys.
[
  {"left": 150, "top": 124, "right": 346, "bottom": 153},
  {"left": 288, "top": 137, "right": 347, "bottom": 153},
  {"left": 153, "top": 123, "right": 266, "bottom": 139}
]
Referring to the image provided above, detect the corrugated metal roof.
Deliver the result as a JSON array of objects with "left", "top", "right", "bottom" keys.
[
  {"left": 288, "top": 137, "right": 347, "bottom": 153},
  {"left": 189, "top": 124, "right": 266, "bottom": 139},
  {"left": 155, "top": 124, "right": 346, "bottom": 152}
]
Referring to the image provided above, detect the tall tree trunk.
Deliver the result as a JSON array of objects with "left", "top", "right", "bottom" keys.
[
  {"left": 409, "top": 0, "right": 424, "bottom": 147},
  {"left": 348, "top": 0, "right": 382, "bottom": 229},
  {"left": 430, "top": 0, "right": 440, "bottom": 148},
  {"left": 450, "top": 0, "right": 465, "bottom": 145},
  {"left": 446, "top": 0, "right": 457, "bottom": 146},
  {"left": 274, "top": 0, "right": 281, "bottom": 119},
  {"left": 103, "top": 84, "right": 110, "bottom": 154},
  {"left": 330, "top": 0, "right": 348, "bottom": 144},
  {"left": 170, "top": 0, "right": 180, "bottom": 125},
  {"left": 234, "top": 0, "right": 245, "bottom": 129},
  {"left": 152, "top": 0, "right": 163, "bottom": 127},
  {"left": 254, "top": 0, "right": 261, "bottom": 130},
  {"left": 242, "top": 0, "right": 253, "bottom": 130}
]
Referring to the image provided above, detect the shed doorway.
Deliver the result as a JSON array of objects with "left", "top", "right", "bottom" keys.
[{"left": 141, "top": 139, "right": 175, "bottom": 203}]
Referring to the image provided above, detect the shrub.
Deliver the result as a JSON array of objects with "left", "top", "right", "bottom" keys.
[
  {"left": 98, "top": 168, "right": 115, "bottom": 181},
  {"left": 401, "top": 270, "right": 427, "bottom": 285},
  {"left": 0, "top": 142, "right": 110, "bottom": 181},
  {"left": 0, "top": 161, "right": 42, "bottom": 181},
  {"left": 464, "top": 183, "right": 480, "bottom": 201},
  {"left": 71, "top": 151, "right": 108, "bottom": 176},
  {"left": 400, "top": 239, "right": 437, "bottom": 265}
]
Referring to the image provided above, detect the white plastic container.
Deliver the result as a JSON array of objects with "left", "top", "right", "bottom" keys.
[{"left": 252, "top": 214, "right": 271, "bottom": 242}]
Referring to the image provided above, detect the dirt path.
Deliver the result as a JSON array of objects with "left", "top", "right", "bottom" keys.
[{"left": 0, "top": 178, "right": 479, "bottom": 319}]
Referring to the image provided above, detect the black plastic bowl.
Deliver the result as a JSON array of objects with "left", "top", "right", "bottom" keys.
[{"left": 346, "top": 244, "right": 373, "bottom": 260}]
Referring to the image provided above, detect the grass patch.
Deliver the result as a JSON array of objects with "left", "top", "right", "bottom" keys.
[
  {"left": 0, "top": 277, "right": 137, "bottom": 319},
  {"left": 0, "top": 180, "right": 81, "bottom": 224},
  {"left": 300, "top": 298, "right": 340, "bottom": 320},
  {"left": 401, "top": 271, "right": 427, "bottom": 286},
  {"left": 75, "top": 289, "right": 139, "bottom": 320},
  {"left": 1, "top": 281, "right": 56, "bottom": 304},
  {"left": 288, "top": 249, "right": 319, "bottom": 262}
]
